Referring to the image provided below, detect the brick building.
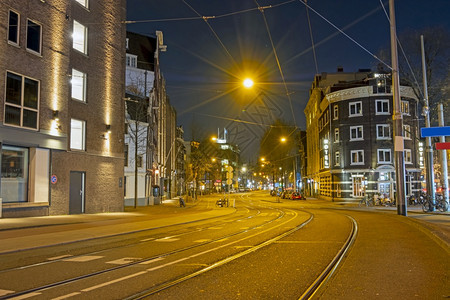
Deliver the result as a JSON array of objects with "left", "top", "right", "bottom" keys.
[
  {"left": 1, "top": 0, "right": 126, "bottom": 217},
  {"left": 304, "top": 68, "right": 423, "bottom": 201}
]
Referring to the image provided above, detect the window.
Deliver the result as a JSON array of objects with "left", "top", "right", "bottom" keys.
[
  {"left": 349, "top": 101, "right": 362, "bottom": 117},
  {"left": 137, "top": 155, "right": 143, "bottom": 168},
  {"left": 126, "top": 54, "right": 137, "bottom": 68},
  {"left": 71, "top": 69, "right": 87, "bottom": 102},
  {"left": 74, "top": 0, "right": 88, "bottom": 8},
  {"left": 376, "top": 124, "right": 390, "bottom": 140},
  {"left": 8, "top": 10, "right": 19, "bottom": 45},
  {"left": 378, "top": 149, "right": 391, "bottom": 164},
  {"left": 333, "top": 104, "right": 338, "bottom": 120},
  {"left": 405, "top": 149, "right": 412, "bottom": 164},
  {"left": 124, "top": 144, "right": 128, "bottom": 167},
  {"left": 335, "top": 151, "right": 340, "bottom": 166},
  {"left": 401, "top": 100, "right": 410, "bottom": 115},
  {"left": 352, "top": 176, "right": 364, "bottom": 197},
  {"left": 351, "top": 150, "right": 364, "bottom": 165},
  {"left": 350, "top": 126, "right": 363, "bottom": 141},
  {"left": 334, "top": 128, "right": 339, "bottom": 142},
  {"left": 126, "top": 38, "right": 129, "bottom": 50},
  {"left": 27, "top": 19, "right": 41, "bottom": 54},
  {"left": 4, "top": 72, "right": 39, "bottom": 129},
  {"left": 73, "top": 20, "right": 87, "bottom": 54},
  {"left": 404, "top": 124, "right": 411, "bottom": 139},
  {"left": 1, "top": 146, "right": 29, "bottom": 203},
  {"left": 70, "top": 119, "right": 86, "bottom": 150},
  {"left": 375, "top": 99, "right": 389, "bottom": 114}
]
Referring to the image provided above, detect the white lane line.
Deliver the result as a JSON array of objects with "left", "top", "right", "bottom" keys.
[
  {"left": 81, "top": 271, "right": 147, "bottom": 292},
  {"left": 106, "top": 258, "right": 142, "bottom": 265},
  {"left": 51, "top": 292, "right": 81, "bottom": 300},
  {"left": 9, "top": 292, "right": 41, "bottom": 299},
  {"left": 47, "top": 255, "right": 73, "bottom": 261},
  {"left": 63, "top": 256, "right": 103, "bottom": 262},
  {"left": 193, "top": 239, "right": 211, "bottom": 243},
  {"left": 0, "top": 289, "right": 14, "bottom": 297},
  {"left": 140, "top": 238, "right": 155, "bottom": 242},
  {"left": 139, "top": 257, "right": 165, "bottom": 265},
  {"left": 154, "top": 236, "right": 179, "bottom": 242}
]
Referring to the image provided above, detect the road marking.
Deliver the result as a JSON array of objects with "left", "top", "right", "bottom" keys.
[
  {"left": 47, "top": 255, "right": 72, "bottom": 261},
  {"left": 154, "top": 237, "right": 179, "bottom": 242},
  {"left": 194, "top": 239, "right": 211, "bottom": 243},
  {"left": 63, "top": 256, "right": 103, "bottom": 262},
  {"left": 140, "top": 238, "right": 155, "bottom": 242},
  {"left": 52, "top": 292, "right": 81, "bottom": 300},
  {"left": 81, "top": 271, "right": 147, "bottom": 292},
  {"left": 240, "top": 227, "right": 249, "bottom": 230},
  {"left": 0, "top": 290, "right": 14, "bottom": 297},
  {"left": 139, "top": 257, "right": 165, "bottom": 265},
  {"left": 9, "top": 292, "right": 41, "bottom": 299},
  {"left": 106, "top": 257, "right": 142, "bottom": 265}
]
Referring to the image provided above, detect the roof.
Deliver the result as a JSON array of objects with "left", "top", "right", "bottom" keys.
[{"left": 126, "top": 31, "right": 157, "bottom": 71}]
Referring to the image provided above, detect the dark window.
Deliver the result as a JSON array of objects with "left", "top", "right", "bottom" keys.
[
  {"left": 8, "top": 10, "right": 19, "bottom": 44},
  {"left": 27, "top": 19, "right": 41, "bottom": 54}
]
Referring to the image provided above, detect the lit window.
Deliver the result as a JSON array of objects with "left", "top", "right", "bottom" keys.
[
  {"left": 27, "top": 19, "right": 41, "bottom": 54},
  {"left": 401, "top": 100, "right": 410, "bottom": 115},
  {"left": 71, "top": 69, "right": 87, "bottom": 102},
  {"left": 70, "top": 119, "right": 86, "bottom": 150},
  {"left": 4, "top": 72, "right": 39, "bottom": 130},
  {"left": 404, "top": 124, "right": 411, "bottom": 140},
  {"left": 333, "top": 104, "right": 338, "bottom": 120},
  {"left": 351, "top": 150, "right": 364, "bottom": 165},
  {"left": 8, "top": 10, "right": 19, "bottom": 45},
  {"left": 375, "top": 99, "right": 389, "bottom": 115},
  {"left": 74, "top": 0, "right": 88, "bottom": 8},
  {"left": 405, "top": 149, "right": 412, "bottom": 164},
  {"left": 377, "top": 149, "right": 391, "bottom": 164},
  {"left": 73, "top": 20, "right": 87, "bottom": 54},
  {"left": 349, "top": 101, "right": 362, "bottom": 117},
  {"left": 377, "top": 124, "right": 390, "bottom": 139},
  {"left": 350, "top": 126, "right": 363, "bottom": 141}
]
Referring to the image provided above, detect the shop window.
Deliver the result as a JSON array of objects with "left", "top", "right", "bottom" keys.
[{"left": 1, "top": 145, "right": 29, "bottom": 202}]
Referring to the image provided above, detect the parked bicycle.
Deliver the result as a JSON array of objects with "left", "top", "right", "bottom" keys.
[
  {"left": 422, "top": 193, "right": 449, "bottom": 212},
  {"left": 359, "top": 195, "right": 374, "bottom": 207}
]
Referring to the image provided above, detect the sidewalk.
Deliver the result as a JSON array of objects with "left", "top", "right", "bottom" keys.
[{"left": 0, "top": 195, "right": 234, "bottom": 254}]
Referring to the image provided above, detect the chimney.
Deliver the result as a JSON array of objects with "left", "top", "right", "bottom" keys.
[{"left": 337, "top": 66, "right": 344, "bottom": 72}]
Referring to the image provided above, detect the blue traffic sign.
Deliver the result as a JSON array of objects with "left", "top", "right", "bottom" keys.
[{"left": 421, "top": 126, "right": 450, "bottom": 138}]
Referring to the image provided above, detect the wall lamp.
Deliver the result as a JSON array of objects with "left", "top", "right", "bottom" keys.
[
  {"left": 106, "top": 124, "right": 111, "bottom": 134},
  {"left": 52, "top": 110, "right": 59, "bottom": 121}
]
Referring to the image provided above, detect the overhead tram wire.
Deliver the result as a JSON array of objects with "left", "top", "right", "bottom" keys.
[
  {"left": 181, "top": 0, "right": 238, "bottom": 67},
  {"left": 378, "top": 0, "right": 425, "bottom": 100},
  {"left": 297, "top": 0, "right": 393, "bottom": 71},
  {"left": 305, "top": 0, "right": 319, "bottom": 75},
  {"left": 254, "top": 0, "right": 298, "bottom": 129}
]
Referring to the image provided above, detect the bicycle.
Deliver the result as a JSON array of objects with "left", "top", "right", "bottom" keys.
[
  {"left": 422, "top": 194, "right": 449, "bottom": 212},
  {"left": 359, "top": 195, "right": 374, "bottom": 207}
]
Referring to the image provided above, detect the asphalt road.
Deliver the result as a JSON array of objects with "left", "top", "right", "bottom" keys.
[{"left": 0, "top": 191, "right": 448, "bottom": 299}]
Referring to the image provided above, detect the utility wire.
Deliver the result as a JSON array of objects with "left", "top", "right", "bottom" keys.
[
  {"left": 254, "top": 0, "right": 297, "bottom": 128},
  {"left": 305, "top": 0, "right": 319, "bottom": 75},
  {"left": 297, "top": 0, "right": 392, "bottom": 71},
  {"left": 378, "top": 0, "right": 424, "bottom": 100}
]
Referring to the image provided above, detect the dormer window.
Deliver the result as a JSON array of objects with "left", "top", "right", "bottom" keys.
[{"left": 126, "top": 54, "right": 137, "bottom": 68}]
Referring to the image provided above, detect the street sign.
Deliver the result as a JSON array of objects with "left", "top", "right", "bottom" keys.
[
  {"left": 50, "top": 175, "right": 58, "bottom": 184},
  {"left": 421, "top": 126, "right": 450, "bottom": 138},
  {"left": 436, "top": 142, "right": 450, "bottom": 150}
]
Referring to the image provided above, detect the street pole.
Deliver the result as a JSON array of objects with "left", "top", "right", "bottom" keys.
[
  {"left": 421, "top": 35, "right": 435, "bottom": 209},
  {"left": 438, "top": 103, "right": 449, "bottom": 202},
  {"left": 389, "top": 0, "right": 407, "bottom": 216}
]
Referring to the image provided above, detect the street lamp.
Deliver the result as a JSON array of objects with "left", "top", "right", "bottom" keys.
[{"left": 243, "top": 78, "right": 254, "bottom": 89}]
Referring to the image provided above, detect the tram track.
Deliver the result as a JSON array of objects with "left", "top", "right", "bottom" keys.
[{"left": 0, "top": 200, "right": 305, "bottom": 299}]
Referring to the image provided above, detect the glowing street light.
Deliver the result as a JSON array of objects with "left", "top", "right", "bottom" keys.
[
  {"left": 280, "top": 137, "right": 287, "bottom": 143},
  {"left": 243, "top": 78, "right": 254, "bottom": 89}
]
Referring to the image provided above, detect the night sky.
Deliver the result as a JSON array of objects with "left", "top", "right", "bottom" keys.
[{"left": 126, "top": 0, "right": 450, "bottom": 161}]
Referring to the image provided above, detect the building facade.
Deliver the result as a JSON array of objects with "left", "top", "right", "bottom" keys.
[
  {"left": 1, "top": 0, "right": 126, "bottom": 217},
  {"left": 304, "top": 68, "right": 423, "bottom": 201}
]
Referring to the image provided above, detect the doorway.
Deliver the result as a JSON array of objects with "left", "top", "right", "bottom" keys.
[{"left": 69, "top": 171, "right": 85, "bottom": 214}]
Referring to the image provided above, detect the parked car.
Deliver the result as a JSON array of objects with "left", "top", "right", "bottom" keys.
[{"left": 291, "top": 192, "right": 306, "bottom": 200}]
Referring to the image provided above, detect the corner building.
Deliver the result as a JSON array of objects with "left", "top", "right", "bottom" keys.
[
  {"left": 1, "top": 0, "right": 126, "bottom": 217},
  {"left": 304, "top": 68, "right": 423, "bottom": 201}
]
